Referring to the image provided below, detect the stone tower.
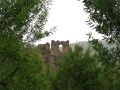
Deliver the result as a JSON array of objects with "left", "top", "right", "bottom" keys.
[
  {"left": 38, "top": 40, "right": 70, "bottom": 62},
  {"left": 51, "top": 40, "right": 69, "bottom": 57},
  {"left": 37, "top": 43, "right": 51, "bottom": 62}
]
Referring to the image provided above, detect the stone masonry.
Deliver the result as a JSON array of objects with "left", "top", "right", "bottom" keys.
[{"left": 37, "top": 40, "right": 70, "bottom": 63}]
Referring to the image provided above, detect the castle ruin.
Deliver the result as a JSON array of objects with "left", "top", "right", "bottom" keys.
[{"left": 37, "top": 40, "right": 70, "bottom": 63}]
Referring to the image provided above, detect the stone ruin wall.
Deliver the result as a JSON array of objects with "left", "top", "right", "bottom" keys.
[
  {"left": 37, "top": 40, "right": 70, "bottom": 62},
  {"left": 51, "top": 40, "right": 69, "bottom": 57}
]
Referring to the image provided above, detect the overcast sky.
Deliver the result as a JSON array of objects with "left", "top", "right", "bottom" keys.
[{"left": 36, "top": 0, "right": 103, "bottom": 45}]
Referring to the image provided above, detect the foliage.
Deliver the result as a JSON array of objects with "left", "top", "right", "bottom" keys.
[
  {"left": 6, "top": 47, "right": 43, "bottom": 90},
  {"left": 0, "top": 45, "right": 53, "bottom": 90},
  {"left": 1, "top": 0, "right": 120, "bottom": 89},
  {"left": 52, "top": 45, "right": 102, "bottom": 90},
  {"left": 82, "top": 0, "right": 120, "bottom": 63},
  {"left": 83, "top": 0, "right": 120, "bottom": 42},
  {"left": 51, "top": 45, "right": 120, "bottom": 90},
  {"left": 82, "top": 0, "right": 120, "bottom": 64},
  {"left": 82, "top": 0, "right": 120, "bottom": 89},
  {"left": 0, "top": 0, "right": 52, "bottom": 42},
  {"left": 0, "top": 0, "right": 53, "bottom": 89}
]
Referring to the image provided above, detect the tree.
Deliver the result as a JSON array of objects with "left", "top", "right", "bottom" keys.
[
  {"left": 52, "top": 46, "right": 101, "bottom": 90},
  {"left": 83, "top": 0, "right": 120, "bottom": 42},
  {"left": 81, "top": 0, "right": 120, "bottom": 89},
  {"left": 0, "top": 0, "right": 52, "bottom": 89},
  {"left": 0, "top": 0, "right": 52, "bottom": 43},
  {"left": 82, "top": 0, "right": 120, "bottom": 66}
]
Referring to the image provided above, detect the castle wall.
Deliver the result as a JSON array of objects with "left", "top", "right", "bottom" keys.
[
  {"left": 38, "top": 40, "right": 69, "bottom": 62},
  {"left": 51, "top": 40, "right": 69, "bottom": 56}
]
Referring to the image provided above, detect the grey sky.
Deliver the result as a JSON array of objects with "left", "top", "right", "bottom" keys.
[{"left": 36, "top": 0, "right": 103, "bottom": 44}]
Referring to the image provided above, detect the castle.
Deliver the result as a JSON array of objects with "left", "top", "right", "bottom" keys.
[{"left": 37, "top": 40, "right": 70, "bottom": 63}]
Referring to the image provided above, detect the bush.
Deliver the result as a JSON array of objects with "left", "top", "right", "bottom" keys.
[{"left": 52, "top": 45, "right": 102, "bottom": 90}]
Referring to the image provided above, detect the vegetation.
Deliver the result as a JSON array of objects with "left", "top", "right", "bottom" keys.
[
  {"left": 52, "top": 46, "right": 101, "bottom": 90},
  {"left": 83, "top": 0, "right": 120, "bottom": 64},
  {"left": 0, "top": 0, "right": 52, "bottom": 89},
  {"left": 51, "top": 45, "right": 120, "bottom": 90},
  {"left": 1, "top": 0, "right": 120, "bottom": 90},
  {"left": 83, "top": 0, "right": 120, "bottom": 89}
]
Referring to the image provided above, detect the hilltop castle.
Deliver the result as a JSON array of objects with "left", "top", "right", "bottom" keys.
[{"left": 37, "top": 40, "right": 70, "bottom": 63}]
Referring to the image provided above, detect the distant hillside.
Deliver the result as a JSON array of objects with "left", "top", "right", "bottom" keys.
[
  {"left": 70, "top": 41, "right": 90, "bottom": 50},
  {"left": 70, "top": 40, "right": 115, "bottom": 50}
]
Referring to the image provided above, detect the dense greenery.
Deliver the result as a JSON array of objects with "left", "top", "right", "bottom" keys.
[
  {"left": 52, "top": 46, "right": 101, "bottom": 90},
  {"left": 1, "top": 0, "right": 120, "bottom": 90},
  {"left": 82, "top": 0, "right": 120, "bottom": 89},
  {"left": 83, "top": 0, "right": 120, "bottom": 64},
  {"left": 0, "top": 0, "right": 51, "bottom": 42},
  {"left": 83, "top": 0, "right": 120, "bottom": 41},
  {"left": 51, "top": 45, "right": 120, "bottom": 90},
  {"left": 0, "top": 0, "right": 52, "bottom": 89}
]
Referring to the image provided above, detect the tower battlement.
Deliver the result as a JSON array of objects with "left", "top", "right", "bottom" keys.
[{"left": 37, "top": 40, "right": 70, "bottom": 62}]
